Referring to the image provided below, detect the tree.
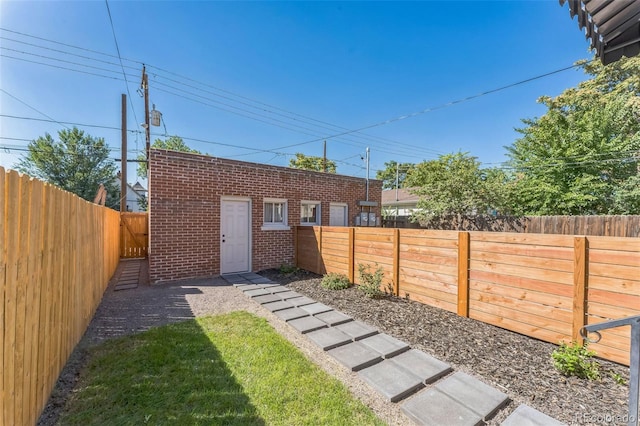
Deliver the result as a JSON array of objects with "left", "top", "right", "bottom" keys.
[
  {"left": 375, "top": 160, "right": 415, "bottom": 190},
  {"left": 406, "top": 152, "right": 511, "bottom": 225},
  {"left": 506, "top": 56, "right": 640, "bottom": 215},
  {"left": 289, "top": 153, "right": 337, "bottom": 173},
  {"left": 16, "top": 127, "right": 120, "bottom": 207},
  {"left": 137, "top": 135, "right": 201, "bottom": 177}
]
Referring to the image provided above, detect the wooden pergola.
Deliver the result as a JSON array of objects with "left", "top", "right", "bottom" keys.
[{"left": 560, "top": 0, "right": 640, "bottom": 64}]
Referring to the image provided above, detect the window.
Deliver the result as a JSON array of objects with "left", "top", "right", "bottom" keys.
[
  {"left": 301, "top": 201, "right": 321, "bottom": 225},
  {"left": 262, "top": 198, "right": 289, "bottom": 230}
]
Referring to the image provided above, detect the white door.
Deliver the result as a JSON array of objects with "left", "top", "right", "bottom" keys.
[
  {"left": 329, "top": 203, "right": 348, "bottom": 226},
  {"left": 220, "top": 199, "right": 250, "bottom": 274}
]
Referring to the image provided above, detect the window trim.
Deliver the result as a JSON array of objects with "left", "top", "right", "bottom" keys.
[
  {"left": 300, "top": 200, "right": 322, "bottom": 226},
  {"left": 262, "top": 198, "right": 290, "bottom": 231}
]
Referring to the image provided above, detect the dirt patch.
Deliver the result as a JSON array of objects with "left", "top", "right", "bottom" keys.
[{"left": 261, "top": 268, "right": 631, "bottom": 425}]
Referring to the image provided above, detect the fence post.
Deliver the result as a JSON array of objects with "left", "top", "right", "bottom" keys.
[
  {"left": 348, "top": 227, "right": 355, "bottom": 283},
  {"left": 293, "top": 226, "right": 298, "bottom": 267},
  {"left": 457, "top": 231, "right": 470, "bottom": 317},
  {"left": 316, "top": 227, "right": 323, "bottom": 275},
  {"left": 573, "top": 236, "right": 588, "bottom": 344},
  {"left": 393, "top": 229, "right": 400, "bottom": 296}
]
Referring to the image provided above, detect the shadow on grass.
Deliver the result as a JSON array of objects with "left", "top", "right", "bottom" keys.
[{"left": 59, "top": 318, "right": 265, "bottom": 425}]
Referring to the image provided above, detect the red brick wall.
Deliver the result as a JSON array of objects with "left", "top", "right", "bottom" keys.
[{"left": 149, "top": 149, "right": 382, "bottom": 283}]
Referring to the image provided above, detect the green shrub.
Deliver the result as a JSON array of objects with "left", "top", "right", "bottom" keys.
[
  {"left": 321, "top": 273, "right": 351, "bottom": 290},
  {"left": 279, "top": 264, "right": 299, "bottom": 275},
  {"left": 357, "top": 263, "right": 384, "bottom": 299},
  {"left": 552, "top": 342, "right": 600, "bottom": 380}
]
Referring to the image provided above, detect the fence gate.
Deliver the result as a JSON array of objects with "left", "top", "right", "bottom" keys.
[{"left": 120, "top": 212, "right": 148, "bottom": 258}]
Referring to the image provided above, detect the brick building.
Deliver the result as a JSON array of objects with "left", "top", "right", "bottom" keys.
[{"left": 149, "top": 149, "right": 382, "bottom": 283}]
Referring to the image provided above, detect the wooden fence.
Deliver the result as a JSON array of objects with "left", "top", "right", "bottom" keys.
[
  {"left": 120, "top": 212, "right": 148, "bottom": 258},
  {"left": 295, "top": 226, "right": 640, "bottom": 366},
  {"left": 1, "top": 168, "right": 120, "bottom": 426},
  {"left": 383, "top": 215, "right": 640, "bottom": 237}
]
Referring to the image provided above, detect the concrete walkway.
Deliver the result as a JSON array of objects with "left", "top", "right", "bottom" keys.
[{"left": 223, "top": 272, "right": 566, "bottom": 426}]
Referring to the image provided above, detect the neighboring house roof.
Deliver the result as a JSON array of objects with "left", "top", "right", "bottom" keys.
[
  {"left": 560, "top": 0, "right": 640, "bottom": 65},
  {"left": 114, "top": 176, "right": 147, "bottom": 198},
  {"left": 381, "top": 188, "right": 420, "bottom": 207},
  {"left": 132, "top": 182, "right": 147, "bottom": 193}
]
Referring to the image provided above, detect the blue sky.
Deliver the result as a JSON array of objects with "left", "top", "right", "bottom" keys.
[{"left": 1, "top": 1, "right": 595, "bottom": 184}]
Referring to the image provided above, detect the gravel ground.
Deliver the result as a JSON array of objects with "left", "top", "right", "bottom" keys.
[
  {"left": 259, "top": 269, "right": 632, "bottom": 426},
  {"left": 37, "top": 265, "right": 406, "bottom": 426}
]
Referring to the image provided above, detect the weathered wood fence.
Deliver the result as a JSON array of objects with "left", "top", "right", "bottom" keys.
[
  {"left": 295, "top": 226, "right": 640, "bottom": 366},
  {"left": 1, "top": 168, "right": 120, "bottom": 426},
  {"left": 383, "top": 215, "right": 640, "bottom": 237}
]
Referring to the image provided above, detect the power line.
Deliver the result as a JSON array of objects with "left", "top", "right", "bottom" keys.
[
  {"left": 269, "top": 61, "right": 595, "bottom": 152},
  {"left": 103, "top": 0, "right": 140, "bottom": 132},
  {"left": 0, "top": 53, "right": 125, "bottom": 81},
  {"left": 1, "top": 27, "right": 597, "bottom": 163},
  {"left": 0, "top": 89, "right": 70, "bottom": 129},
  {"left": 0, "top": 35, "right": 139, "bottom": 72},
  {"left": 0, "top": 28, "right": 443, "bottom": 157},
  {"left": 0, "top": 27, "right": 142, "bottom": 65}
]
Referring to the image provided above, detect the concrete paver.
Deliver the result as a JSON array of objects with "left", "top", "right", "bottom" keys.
[
  {"left": 262, "top": 300, "right": 295, "bottom": 312},
  {"left": 314, "top": 310, "right": 353, "bottom": 326},
  {"left": 390, "top": 349, "right": 452, "bottom": 383},
  {"left": 299, "top": 302, "right": 333, "bottom": 315},
  {"left": 273, "top": 307, "right": 310, "bottom": 322},
  {"left": 334, "top": 320, "right": 378, "bottom": 341},
  {"left": 327, "top": 341, "right": 383, "bottom": 371},
  {"left": 224, "top": 274, "right": 248, "bottom": 284},
  {"left": 501, "top": 405, "right": 566, "bottom": 426},
  {"left": 436, "top": 372, "right": 509, "bottom": 420},
  {"left": 306, "top": 327, "right": 353, "bottom": 350},
  {"left": 249, "top": 277, "right": 273, "bottom": 284},
  {"left": 402, "top": 388, "right": 480, "bottom": 426},
  {"left": 265, "top": 286, "right": 290, "bottom": 294},
  {"left": 243, "top": 288, "right": 270, "bottom": 298},
  {"left": 252, "top": 294, "right": 283, "bottom": 305},
  {"left": 288, "top": 296, "right": 316, "bottom": 307},
  {"left": 288, "top": 316, "right": 328, "bottom": 334},
  {"left": 359, "top": 333, "right": 410, "bottom": 358},
  {"left": 358, "top": 359, "right": 425, "bottom": 402},
  {"left": 275, "top": 290, "right": 303, "bottom": 300},
  {"left": 239, "top": 284, "right": 267, "bottom": 292}
]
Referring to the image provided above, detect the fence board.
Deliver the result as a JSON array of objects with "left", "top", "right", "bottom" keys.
[
  {"left": 470, "top": 241, "right": 574, "bottom": 260},
  {"left": 1, "top": 168, "right": 120, "bottom": 425},
  {"left": 469, "top": 270, "right": 573, "bottom": 297},
  {"left": 469, "top": 281, "right": 572, "bottom": 310},
  {"left": 470, "top": 250, "right": 573, "bottom": 272},
  {"left": 470, "top": 260, "right": 573, "bottom": 285},
  {"left": 0, "top": 168, "right": 4, "bottom": 421},
  {"left": 399, "top": 269, "right": 458, "bottom": 288},
  {"left": 4, "top": 171, "right": 20, "bottom": 426}
]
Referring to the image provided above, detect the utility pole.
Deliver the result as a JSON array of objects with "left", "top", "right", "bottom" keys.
[
  {"left": 323, "top": 140, "right": 327, "bottom": 173},
  {"left": 141, "top": 65, "right": 150, "bottom": 164},
  {"left": 365, "top": 147, "right": 370, "bottom": 201},
  {"left": 395, "top": 161, "right": 399, "bottom": 219},
  {"left": 120, "top": 93, "right": 127, "bottom": 212}
]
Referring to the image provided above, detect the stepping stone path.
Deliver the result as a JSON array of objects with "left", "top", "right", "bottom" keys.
[
  {"left": 224, "top": 273, "right": 566, "bottom": 426},
  {"left": 114, "top": 259, "right": 141, "bottom": 291}
]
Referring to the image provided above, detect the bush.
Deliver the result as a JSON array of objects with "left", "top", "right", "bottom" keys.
[
  {"left": 279, "top": 264, "right": 299, "bottom": 275},
  {"left": 321, "top": 273, "right": 351, "bottom": 290},
  {"left": 357, "top": 263, "right": 384, "bottom": 299},
  {"left": 552, "top": 342, "right": 600, "bottom": 380}
]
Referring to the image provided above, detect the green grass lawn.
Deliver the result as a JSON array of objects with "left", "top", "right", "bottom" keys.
[{"left": 59, "top": 311, "right": 384, "bottom": 425}]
